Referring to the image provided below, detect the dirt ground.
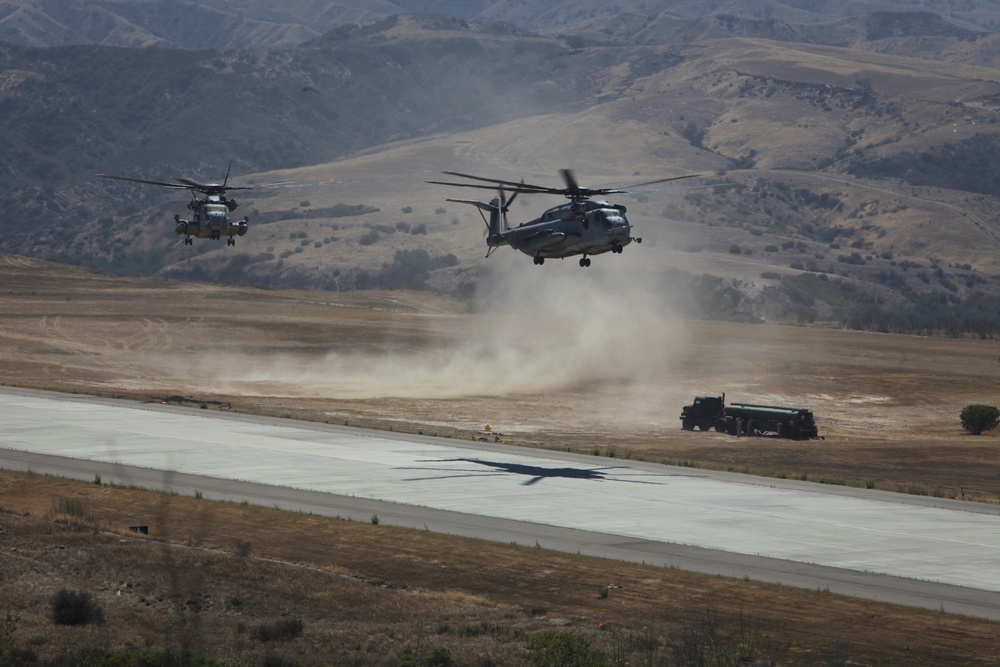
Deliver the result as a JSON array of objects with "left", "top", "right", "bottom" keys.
[
  {"left": 3, "top": 253, "right": 998, "bottom": 500},
  {"left": 2, "top": 253, "right": 1000, "bottom": 665}
]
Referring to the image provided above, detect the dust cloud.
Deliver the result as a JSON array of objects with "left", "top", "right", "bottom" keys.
[{"left": 180, "top": 257, "right": 690, "bottom": 401}]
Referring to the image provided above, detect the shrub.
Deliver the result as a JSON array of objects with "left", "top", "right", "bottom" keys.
[
  {"left": 50, "top": 589, "right": 104, "bottom": 626},
  {"left": 1, "top": 613, "right": 19, "bottom": 664},
  {"left": 527, "top": 631, "right": 611, "bottom": 667},
  {"left": 397, "top": 646, "right": 456, "bottom": 667},
  {"left": 252, "top": 618, "right": 304, "bottom": 642},
  {"left": 960, "top": 404, "right": 1000, "bottom": 435}
]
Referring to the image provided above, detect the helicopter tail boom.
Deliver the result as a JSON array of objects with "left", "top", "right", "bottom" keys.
[{"left": 446, "top": 196, "right": 508, "bottom": 250}]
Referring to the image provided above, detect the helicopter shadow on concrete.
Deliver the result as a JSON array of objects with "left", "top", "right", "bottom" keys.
[{"left": 400, "top": 457, "right": 672, "bottom": 486}]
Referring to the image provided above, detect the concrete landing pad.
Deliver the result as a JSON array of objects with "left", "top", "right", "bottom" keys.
[{"left": 2, "top": 387, "right": 999, "bottom": 618}]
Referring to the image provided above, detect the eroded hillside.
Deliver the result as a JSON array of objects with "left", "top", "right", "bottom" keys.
[{"left": 2, "top": 9, "right": 1000, "bottom": 331}]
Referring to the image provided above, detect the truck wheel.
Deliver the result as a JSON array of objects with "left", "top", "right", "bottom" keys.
[
  {"left": 714, "top": 418, "right": 728, "bottom": 433},
  {"left": 681, "top": 419, "right": 695, "bottom": 431}
]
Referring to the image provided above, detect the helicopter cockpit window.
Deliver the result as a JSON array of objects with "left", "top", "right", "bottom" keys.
[
  {"left": 203, "top": 204, "right": 228, "bottom": 218},
  {"left": 599, "top": 210, "right": 623, "bottom": 228}
]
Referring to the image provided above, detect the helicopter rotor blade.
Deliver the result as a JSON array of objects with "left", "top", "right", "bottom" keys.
[
  {"left": 174, "top": 177, "right": 256, "bottom": 194},
  {"left": 504, "top": 189, "right": 519, "bottom": 212},
  {"left": 432, "top": 170, "right": 703, "bottom": 202},
  {"left": 605, "top": 173, "right": 703, "bottom": 191},
  {"left": 100, "top": 171, "right": 329, "bottom": 198},
  {"left": 174, "top": 177, "right": 218, "bottom": 190},
  {"left": 438, "top": 171, "right": 560, "bottom": 195},
  {"left": 560, "top": 169, "right": 582, "bottom": 196},
  {"left": 96, "top": 174, "right": 189, "bottom": 189},
  {"left": 428, "top": 179, "right": 551, "bottom": 195}
]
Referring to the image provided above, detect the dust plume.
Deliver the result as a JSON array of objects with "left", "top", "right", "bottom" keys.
[{"left": 178, "top": 257, "right": 689, "bottom": 401}]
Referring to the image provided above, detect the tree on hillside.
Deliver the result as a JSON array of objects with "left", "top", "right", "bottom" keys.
[{"left": 959, "top": 404, "right": 1000, "bottom": 435}]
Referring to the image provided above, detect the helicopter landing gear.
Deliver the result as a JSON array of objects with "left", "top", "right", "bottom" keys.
[
  {"left": 184, "top": 237, "right": 193, "bottom": 245},
  {"left": 579, "top": 256, "right": 591, "bottom": 267},
  {"left": 533, "top": 256, "right": 545, "bottom": 265},
  {"left": 227, "top": 237, "right": 236, "bottom": 246},
  {"left": 611, "top": 242, "right": 623, "bottom": 254}
]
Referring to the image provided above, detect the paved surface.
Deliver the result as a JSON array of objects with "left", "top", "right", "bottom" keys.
[{"left": 3, "top": 386, "right": 1000, "bottom": 619}]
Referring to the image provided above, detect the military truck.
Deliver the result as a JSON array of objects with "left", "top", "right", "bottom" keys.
[{"left": 680, "top": 394, "right": 820, "bottom": 440}]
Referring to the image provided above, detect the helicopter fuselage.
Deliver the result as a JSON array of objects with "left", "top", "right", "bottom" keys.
[
  {"left": 496, "top": 199, "right": 635, "bottom": 264},
  {"left": 174, "top": 194, "right": 248, "bottom": 246},
  {"left": 429, "top": 169, "right": 696, "bottom": 267}
]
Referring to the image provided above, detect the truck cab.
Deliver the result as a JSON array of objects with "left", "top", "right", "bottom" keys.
[{"left": 680, "top": 395, "right": 725, "bottom": 431}]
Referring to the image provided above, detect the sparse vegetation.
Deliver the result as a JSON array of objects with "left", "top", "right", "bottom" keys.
[
  {"left": 369, "top": 249, "right": 459, "bottom": 290},
  {"left": 527, "top": 631, "right": 611, "bottom": 667},
  {"left": 848, "top": 134, "right": 1000, "bottom": 197},
  {"left": 1, "top": 9, "right": 1000, "bottom": 667}
]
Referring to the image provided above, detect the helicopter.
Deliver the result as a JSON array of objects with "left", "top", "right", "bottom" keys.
[
  {"left": 428, "top": 169, "right": 699, "bottom": 266},
  {"left": 97, "top": 167, "right": 289, "bottom": 246}
]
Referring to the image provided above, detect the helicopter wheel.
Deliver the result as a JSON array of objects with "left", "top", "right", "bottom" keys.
[
  {"left": 227, "top": 238, "right": 235, "bottom": 246},
  {"left": 533, "top": 256, "right": 545, "bottom": 265},
  {"left": 184, "top": 237, "right": 193, "bottom": 246},
  {"left": 579, "top": 257, "right": 591, "bottom": 267}
]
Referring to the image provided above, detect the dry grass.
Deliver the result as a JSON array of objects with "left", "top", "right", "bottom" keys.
[
  {"left": 2, "top": 254, "right": 1000, "bottom": 664},
  {"left": 2, "top": 471, "right": 999, "bottom": 666}
]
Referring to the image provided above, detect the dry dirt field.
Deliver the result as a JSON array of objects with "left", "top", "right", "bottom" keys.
[{"left": 2, "top": 253, "right": 1000, "bottom": 666}]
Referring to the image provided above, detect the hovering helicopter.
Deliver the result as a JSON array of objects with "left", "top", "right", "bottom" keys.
[
  {"left": 97, "top": 167, "right": 289, "bottom": 246},
  {"left": 428, "top": 169, "right": 699, "bottom": 266}
]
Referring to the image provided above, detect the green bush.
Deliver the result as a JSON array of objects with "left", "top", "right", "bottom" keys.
[
  {"left": 397, "top": 645, "right": 455, "bottom": 667},
  {"left": 960, "top": 404, "right": 1000, "bottom": 435},
  {"left": 252, "top": 618, "right": 304, "bottom": 642},
  {"left": 50, "top": 589, "right": 105, "bottom": 626},
  {"left": 358, "top": 229, "right": 381, "bottom": 246},
  {"left": 0, "top": 613, "right": 19, "bottom": 666},
  {"left": 527, "top": 631, "right": 611, "bottom": 667}
]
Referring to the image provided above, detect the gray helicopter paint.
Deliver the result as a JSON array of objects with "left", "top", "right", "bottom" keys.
[
  {"left": 2, "top": 386, "right": 1000, "bottom": 619},
  {"left": 96, "top": 170, "right": 314, "bottom": 245},
  {"left": 430, "top": 170, "right": 698, "bottom": 265},
  {"left": 501, "top": 199, "right": 633, "bottom": 259}
]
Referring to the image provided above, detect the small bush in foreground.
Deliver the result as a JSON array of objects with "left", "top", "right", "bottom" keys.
[
  {"left": 397, "top": 645, "right": 456, "bottom": 667},
  {"left": 49, "top": 589, "right": 104, "bottom": 626},
  {"left": 960, "top": 404, "right": 1000, "bottom": 435},
  {"left": 252, "top": 618, "right": 304, "bottom": 642},
  {"left": 527, "top": 631, "right": 611, "bottom": 667}
]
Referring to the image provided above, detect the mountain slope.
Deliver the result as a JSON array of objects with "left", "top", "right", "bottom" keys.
[
  {"left": 3, "top": 10, "right": 1000, "bottom": 332},
  {"left": 3, "top": 0, "right": 1000, "bottom": 49}
]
